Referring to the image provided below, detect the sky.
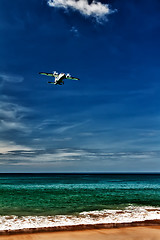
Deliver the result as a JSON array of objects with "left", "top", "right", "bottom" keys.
[{"left": 0, "top": 0, "right": 160, "bottom": 173}]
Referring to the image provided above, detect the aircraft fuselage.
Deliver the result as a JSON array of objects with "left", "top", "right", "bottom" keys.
[{"left": 55, "top": 73, "right": 66, "bottom": 85}]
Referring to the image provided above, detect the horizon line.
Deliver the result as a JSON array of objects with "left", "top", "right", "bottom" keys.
[{"left": 1, "top": 172, "right": 160, "bottom": 174}]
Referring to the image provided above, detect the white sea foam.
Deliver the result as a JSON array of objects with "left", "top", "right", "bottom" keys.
[{"left": 1, "top": 206, "right": 160, "bottom": 231}]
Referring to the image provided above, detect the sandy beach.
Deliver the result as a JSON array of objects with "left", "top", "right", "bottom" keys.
[{"left": 1, "top": 226, "right": 160, "bottom": 240}]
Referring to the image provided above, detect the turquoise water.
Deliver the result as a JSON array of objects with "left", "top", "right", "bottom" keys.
[{"left": 0, "top": 173, "right": 160, "bottom": 216}]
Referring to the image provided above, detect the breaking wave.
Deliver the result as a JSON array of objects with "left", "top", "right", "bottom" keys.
[{"left": 1, "top": 205, "right": 160, "bottom": 233}]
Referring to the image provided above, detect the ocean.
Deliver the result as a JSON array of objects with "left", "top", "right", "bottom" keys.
[{"left": 1, "top": 173, "right": 160, "bottom": 232}]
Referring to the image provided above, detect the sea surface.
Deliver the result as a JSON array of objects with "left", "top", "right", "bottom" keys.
[{"left": 1, "top": 173, "right": 160, "bottom": 232}]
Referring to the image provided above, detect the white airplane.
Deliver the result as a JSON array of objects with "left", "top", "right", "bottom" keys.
[{"left": 39, "top": 71, "right": 80, "bottom": 85}]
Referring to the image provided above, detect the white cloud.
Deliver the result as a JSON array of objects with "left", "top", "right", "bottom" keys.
[
  {"left": 0, "top": 148, "right": 87, "bottom": 166},
  {"left": 54, "top": 120, "right": 88, "bottom": 134},
  {"left": 35, "top": 149, "right": 84, "bottom": 162},
  {"left": 0, "top": 101, "right": 32, "bottom": 134},
  {"left": 0, "top": 119, "right": 29, "bottom": 133},
  {"left": 0, "top": 102, "right": 30, "bottom": 120},
  {"left": 48, "top": 0, "right": 115, "bottom": 22},
  {"left": 0, "top": 140, "right": 32, "bottom": 155},
  {"left": 0, "top": 73, "right": 24, "bottom": 83}
]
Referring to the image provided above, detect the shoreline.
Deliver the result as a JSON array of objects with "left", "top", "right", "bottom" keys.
[
  {"left": 1, "top": 226, "right": 160, "bottom": 240},
  {"left": 1, "top": 219, "right": 160, "bottom": 235}
]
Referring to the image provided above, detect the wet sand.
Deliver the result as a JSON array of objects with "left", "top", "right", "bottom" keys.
[{"left": 1, "top": 226, "right": 160, "bottom": 240}]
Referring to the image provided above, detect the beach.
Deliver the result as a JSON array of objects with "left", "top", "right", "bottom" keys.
[
  {"left": 1, "top": 174, "right": 160, "bottom": 238},
  {"left": 1, "top": 226, "right": 160, "bottom": 240}
]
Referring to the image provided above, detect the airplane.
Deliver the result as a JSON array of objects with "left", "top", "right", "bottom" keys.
[{"left": 39, "top": 71, "right": 80, "bottom": 85}]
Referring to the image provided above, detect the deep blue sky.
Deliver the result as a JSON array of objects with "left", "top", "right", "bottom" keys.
[{"left": 0, "top": 0, "right": 160, "bottom": 172}]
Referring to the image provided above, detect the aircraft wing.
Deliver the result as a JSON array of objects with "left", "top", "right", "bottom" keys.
[
  {"left": 48, "top": 81, "right": 55, "bottom": 84},
  {"left": 39, "top": 72, "right": 54, "bottom": 77},
  {"left": 66, "top": 76, "right": 80, "bottom": 81}
]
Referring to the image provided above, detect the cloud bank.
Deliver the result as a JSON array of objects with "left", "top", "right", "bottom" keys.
[{"left": 47, "top": 0, "right": 114, "bottom": 22}]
